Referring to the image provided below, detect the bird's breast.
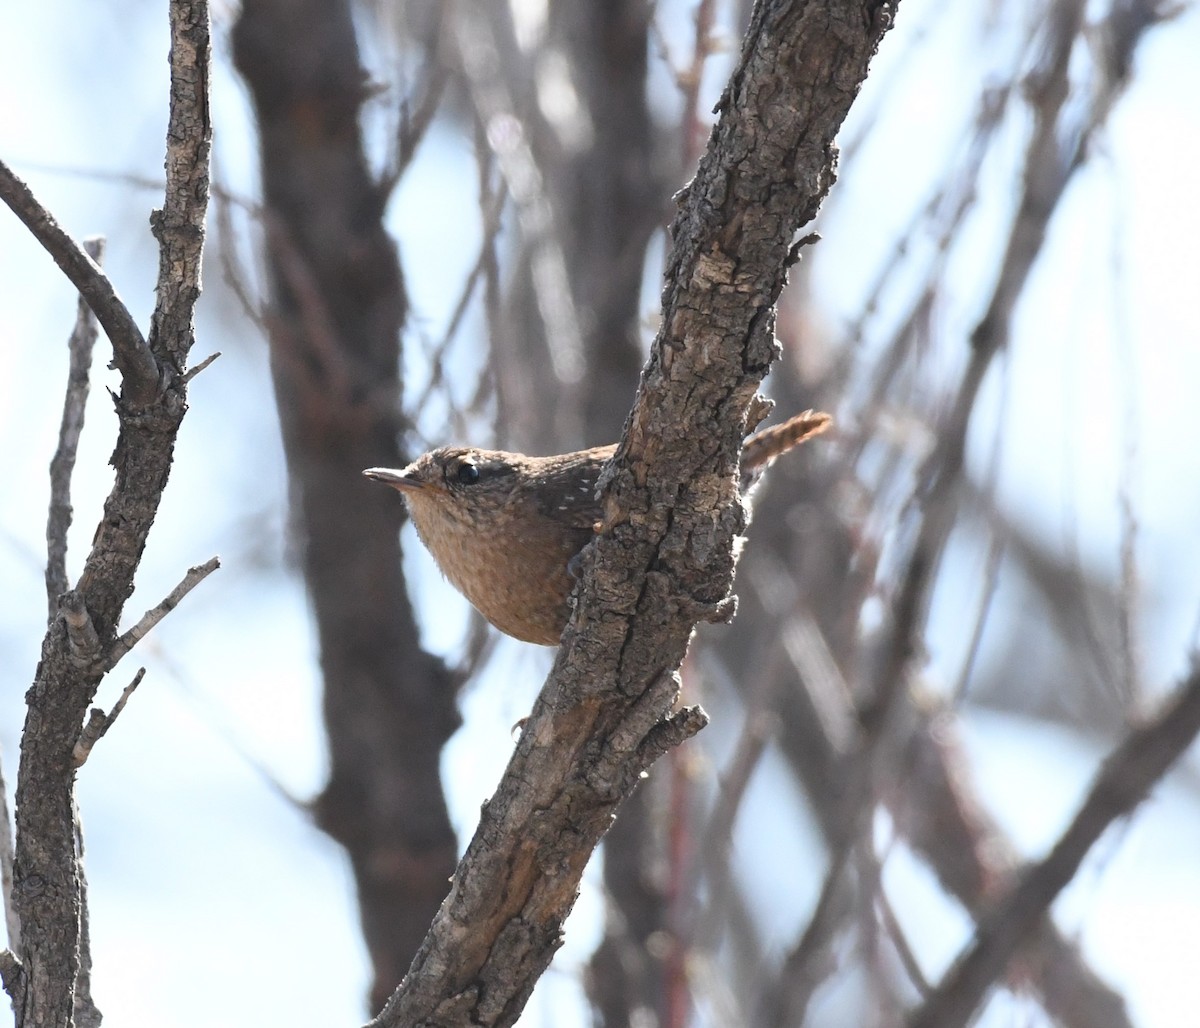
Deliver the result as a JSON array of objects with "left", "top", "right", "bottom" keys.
[{"left": 406, "top": 497, "right": 589, "bottom": 645}]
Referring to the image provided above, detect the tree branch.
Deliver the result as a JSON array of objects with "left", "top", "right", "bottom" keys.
[
  {"left": 99, "top": 557, "right": 220, "bottom": 674},
  {"left": 0, "top": 162, "right": 160, "bottom": 407},
  {"left": 11, "top": 2, "right": 211, "bottom": 1023},
  {"left": 911, "top": 664, "right": 1200, "bottom": 1028},
  {"left": 73, "top": 668, "right": 147, "bottom": 768},
  {"left": 148, "top": 0, "right": 212, "bottom": 371},
  {"left": 369, "top": 3, "right": 898, "bottom": 1024},
  {"left": 45, "top": 237, "right": 104, "bottom": 619}
]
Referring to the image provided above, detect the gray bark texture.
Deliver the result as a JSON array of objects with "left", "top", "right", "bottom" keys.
[
  {"left": 368, "top": 2, "right": 899, "bottom": 1024},
  {"left": 2, "top": 1, "right": 211, "bottom": 1024}
]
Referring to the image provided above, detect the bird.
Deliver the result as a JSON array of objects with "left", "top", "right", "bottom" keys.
[{"left": 364, "top": 410, "right": 831, "bottom": 645}]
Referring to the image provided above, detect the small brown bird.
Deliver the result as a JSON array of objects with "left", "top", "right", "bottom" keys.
[{"left": 365, "top": 410, "right": 831, "bottom": 645}]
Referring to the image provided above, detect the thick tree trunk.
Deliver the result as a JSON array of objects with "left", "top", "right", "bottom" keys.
[{"left": 233, "top": 0, "right": 460, "bottom": 1010}]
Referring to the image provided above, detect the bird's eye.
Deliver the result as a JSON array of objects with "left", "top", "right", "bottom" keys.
[{"left": 454, "top": 462, "right": 480, "bottom": 485}]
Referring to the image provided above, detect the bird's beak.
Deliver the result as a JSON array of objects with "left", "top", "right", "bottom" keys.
[{"left": 363, "top": 467, "right": 425, "bottom": 492}]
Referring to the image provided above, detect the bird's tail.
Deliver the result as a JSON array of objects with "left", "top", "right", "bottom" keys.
[{"left": 742, "top": 409, "right": 832, "bottom": 474}]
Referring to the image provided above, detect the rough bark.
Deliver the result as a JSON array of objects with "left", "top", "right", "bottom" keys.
[
  {"left": 2, "top": 1, "right": 211, "bottom": 1023},
  {"left": 369, "top": 3, "right": 898, "bottom": 1024}
]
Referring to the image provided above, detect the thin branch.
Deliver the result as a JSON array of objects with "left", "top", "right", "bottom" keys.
[
  {"left": 692, "top": 641, "right": 786, "bottom": 963},
  {"left": 182, "top": 350, "right": 221, "bottom": 383},
  {"left": 45, "top": 235, "right": 104, "bottom": 620},
  {"left": 7, "top": 161, "right": 161, "bottom": 194},
  {"left": 741, "top": 564, "right": 1132, "bottom": 1026},
  {"left": 411, "top": 184, "right": 508, "bottom": 418},
  {"left": 652, "top": 0, "right": 721, "bottom": 167},
  {"left": 100, "top": 557, "right": 220, "bottom": 673},
  {"left": 142, "top": 644, "right": 311, "bottom": 814},
  {"left": 1109, "top": 181, "right": 1143, "bottom": 709},
  {"left": 839, "top": 80, "right": 1011, "bottom": 451},
  {"left": 381, "top": 61, "right": 449, "bottom": 196},
  {"left": 0, "top": 159, "right": 160, "bottom": 406},
  {"left": 911, "top": 664, "right": 1200, "bottom": 1028},
  {"left": 877, "top": 888, "right": 931, "bottom": 998},
  {"left": 73, "top": 669, "right": 146, "bottom": 768},
  {"left": 950, "top": 534, "right": 1005, "bottom": 705},
  {"left": 474, "top": 131, "right": 503, "bottom": 433},
  {"left": 258, "top": 212, "right": 402, "bottom": 430},
  {"left": 70, "top": 807, "right": 101, "bottom": 1028},
  {"left": 212, "top": 165, "right": 270, "bottom": 331},
  {"left": 451, "top": 4, "right": 586, "bottom": 387},
  {"left": 856, "top": 842, "right": 901, "bottom": 1015},
  {"left": 838, "top": 14, "right": 1134, "bottom": 991},
  {"left": 757, "top": 842, "right": 855, "bottom": 1027},
  {"left": 6, "top": 160, "right": 255, "bottom": 210}
]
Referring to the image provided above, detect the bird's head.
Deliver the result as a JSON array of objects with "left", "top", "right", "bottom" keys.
[{"left": 364, "top": 448, "right": 525, "bottom": 531}]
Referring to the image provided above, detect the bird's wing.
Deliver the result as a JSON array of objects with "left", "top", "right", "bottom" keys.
[{"left": 526, "top": 446, "right": 613, "bottom": 530}]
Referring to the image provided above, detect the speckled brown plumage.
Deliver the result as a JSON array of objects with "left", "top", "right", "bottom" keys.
[{"left": 365, "top": 410, "right": 830, "bottom": 644}]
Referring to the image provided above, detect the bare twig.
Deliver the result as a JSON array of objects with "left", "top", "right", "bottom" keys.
[
  {"left": 138, "top": 642, "right": 311, "bottom": 812},
  {"left": 840, "top": 80, "right": 1010, "bottom": 435},
  {"left": 100, "top": 557, "right": 220, "bottom": 673},
  {"left": 692, "top": 642, "right": 786, "bottom": 960},
  {"left": 757, "top": 841, "right": 855, "bottom": 1026},
  {"left": 73, "top": 669, "right": 147, "bottom": 768},
  {"left": 259, "top": 211, "right": 408, "bottom": 434},
  {"left": 411, "top": 184, "right": 508, "bottom": 417},
  {"left": 451, "top": 5, "right": 586, "bottom": 387},
  {"left": 7, "top": 161, "right": 160, "bottom": 194},
  {"left": 381, "top": 61, "right": 449, "bottom": 195},
  {"left": 183, "top": 350, "right": 221, "bottom": 383},
  {"left": 70, "top": 805, "right": 100, "bottom": 1028},
  {"left": 837, "top": 12, "right": 1164, "bottom": 996},
  {"left": 856, "top": 842, "right": 901, "bottom": 1014},
  {"left": 8, "top": 160, "right": 255, "bottom": 211},
  {"left": 261, "top": 211, "right": 357, "bottom": 399},
  {"left": 950, "top": 534, "right": 1005, "bottom": 704},
  {"left": 911, "top": 665, "right": 1200, "bottom": 1028},
  {"left": 652, "top": 0, "right": 720, "bottom": 167},
  {"left": 1109, "top": 194, "right": 1143, "bottom": 710},
  {"left": 45, "top": 237, "right": 104, "bottom": 620},
  {"left": 0, "top": 159, "right": 160, "bottom": 406},
  {"left": 212, "top": 174, "right": 269, "bottom": 330},
  {"left": 468, "top": 137, "right": 503, "bottom": 434},
  {"left": 877, "top": 888, "right": 931, "bottom": 998}
]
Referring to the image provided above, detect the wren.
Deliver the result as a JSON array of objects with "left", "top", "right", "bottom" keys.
[{"left": 364, "top": 410, "right": 831, "bottom": 645}]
